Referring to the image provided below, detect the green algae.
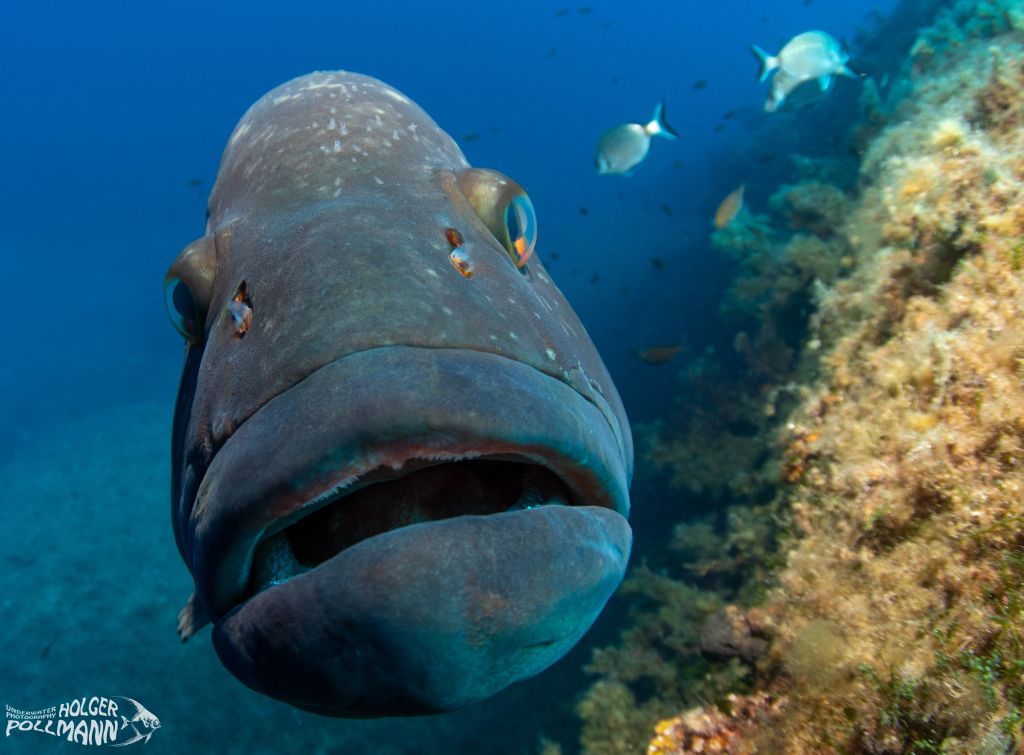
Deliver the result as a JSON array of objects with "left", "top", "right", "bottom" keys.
[{"left": 575, "top": 1, "right": 1024, "bottom": 752}]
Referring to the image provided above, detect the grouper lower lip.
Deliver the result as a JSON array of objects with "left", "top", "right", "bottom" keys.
[{"left": 187, "top": 345, "right": 630, "bottom": 715}]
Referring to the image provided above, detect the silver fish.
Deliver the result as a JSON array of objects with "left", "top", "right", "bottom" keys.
[
  {"left": 752, "top": 31, "right": 862, "bottom": 112},
  {"left": 596, "top": 101, "right": 678, "bottom": 175}
]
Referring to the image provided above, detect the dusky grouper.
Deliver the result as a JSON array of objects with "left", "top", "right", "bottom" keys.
[{"left": 164, "top": 71, "right": 633, "bottom": 717}]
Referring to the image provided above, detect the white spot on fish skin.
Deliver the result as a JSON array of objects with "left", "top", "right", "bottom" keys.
[
  {"left": 319, "top": 145, "right": 330, "bottom": 154},
  {"left": 409, "top": 122, "right": 418, "bottom": 132},
  {"left": 304, "top": 80, "right": 345, "bottom": 91},
  {"left": 333, "top": 140, "right": 342, "bottom": 153},
  {"left": 426, "top": 268, "right": 439, "bottom": 278},
  {"left": 384, "top": 89, "right": 412, "bottom": 105},
  {"left": 340, "top": 122, "right": 348, "bottom": 136},
  {"left": 442, "top": 306, "right": 453, "bottom": 316},
  {"left": 328, "top": 117, "right": 337, "bottom": 130},
  {"left": 509, "top": 331, "right": 519, "bottom": 341},
  {"left": 374, "top": 176, "right": 384, "bottom": 185},
  {"left": 545, "top": 348, "right": 557, "bottom": 361},
  {"left": 392, "top": 129, "right": 401, "bottom": 140},
  {"left": 489, "top": 334, "right": 498, "bottom": 341}
]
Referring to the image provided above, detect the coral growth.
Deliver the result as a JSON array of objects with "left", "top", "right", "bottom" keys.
[
  {"left": 647, "top": 693, "right": 782, "bottom": 755},
  {"left": 576, "top": 568, "right": 729, "bottom": 755},
  {"left": 579, "top": 2, "right": 1024, "bottom": 753},
  {"left": 751, "top": 26, "right": 1024, "bottom": 751}
]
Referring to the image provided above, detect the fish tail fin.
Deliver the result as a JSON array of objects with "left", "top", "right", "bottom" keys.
[
  {"left": 645, "top": 101, "right": 679, "bottom": 140},
  {"left": 839, "top": 61, "right": 865, "bottom": 79},
  {"left": 751, "top": 45, "right": 778, "bottom": 82}
]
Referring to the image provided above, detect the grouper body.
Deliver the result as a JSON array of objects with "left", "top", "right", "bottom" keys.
[{"left": 166, "top": 71, "right": 633, "bottom": 716}]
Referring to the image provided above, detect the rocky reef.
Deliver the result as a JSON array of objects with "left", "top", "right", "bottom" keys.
[{"left": 575, "top": 1, "right": 1024, "bottom": 752}]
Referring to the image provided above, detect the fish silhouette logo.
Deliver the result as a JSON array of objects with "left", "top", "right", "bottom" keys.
[
  {"left": 5, "top": 695, "right": 160, "bottom": 747},
  {"left": 111, "top": 698, "right": 160, "bottom": 746}
]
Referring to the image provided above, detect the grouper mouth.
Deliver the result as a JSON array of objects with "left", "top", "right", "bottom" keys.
[
  {"left": 189, "top": 345, "right": 631, "bottom": 716},
  {"left": 248, "top": 457, "right": 582, "bottom": 594}
]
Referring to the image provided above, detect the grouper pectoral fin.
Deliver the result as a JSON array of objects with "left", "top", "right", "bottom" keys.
[{"left": 177, "top": 591, "right": 211, "bottom": 642}]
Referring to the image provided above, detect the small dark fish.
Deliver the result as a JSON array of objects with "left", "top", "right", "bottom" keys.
[
  {"left": 714, "top": 123, "right": 727, "bottom": 133},
  {"left": 488, "top": 126, "right": 500, "bottom": 134},
  {"left": 722, "top": 110, "right": 736, "bottom": 120},
  {"left": 556, "top": 7, "right": 570, "bottom": 16},
  {"left": 660, "top": 204, "right": 672, "bottom": 216},
  {"left": 671, "top": 160, "right": 684, "bottom": 170},
  {"left": 635, "top": 344, "right": 684, "bottom": 365},
  {"left": 651, "top": 257, "right": 665, "bottom": 269},
  {"left": 759, "top": 153, "right": 775, "bottom": 163},
  {"left": 579, "top": 6, "right": 593, "bottom": 14},
  {"left": 865, "top": 9, "right": 885, "bottom": 25},
  {"left": 602, "top": 20, "right": 613, "bottom": 29},
  {"left": 589, "top": 272, "right": 601, "bottom": 284},
  {"left": 462, "top": 133, "right": 482, "bottom": 143},
  {"left": 579, "top": 206, "right": 589, "bottom": 217},
  {"left": 187, "top": 177, "right": 202, "bottom": 188},
  {"left": 547, "top": 47, "right": 559, "bottom": 59},
  {"left": 803, "top": 0, "right": 813, "bottom": 5},
  {"left": 692, "top": 79, "right": 708, "bottom": 90},
  {"left": 759, "top": 15, "right": 769, "bottom": 23},
  {"left": 549, "top": 251, "right": 560, "bottom": 261}
]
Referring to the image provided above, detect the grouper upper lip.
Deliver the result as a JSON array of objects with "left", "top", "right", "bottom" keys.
[{"left": 186, "top": 343, "right": 631, "bottom": 624}]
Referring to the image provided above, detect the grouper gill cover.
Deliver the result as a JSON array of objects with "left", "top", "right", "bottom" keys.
[{"left": 164, "top": 71, "right": 634, "bottom": 717}]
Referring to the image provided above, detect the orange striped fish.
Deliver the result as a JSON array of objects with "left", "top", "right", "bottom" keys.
[{"left": 714, "top": 184, "right": 745, "bottom": 229}]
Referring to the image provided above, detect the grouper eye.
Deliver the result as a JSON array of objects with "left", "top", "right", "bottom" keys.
[
  {"left": 165, "top": 277, "right": 199, "bottom": 341},
  {"left": 164, "top": 234, "right": 217, "bottom": 344},
  {"left": 455, "top": 168, "right": 538, "bottom": 269},
  {"left": 504, "top": 194, "right": 537, "bottom": 268}
]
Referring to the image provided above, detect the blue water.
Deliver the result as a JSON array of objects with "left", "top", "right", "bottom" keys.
[{"left": 1, "top": 0, "right": 904, "bottom": 752}]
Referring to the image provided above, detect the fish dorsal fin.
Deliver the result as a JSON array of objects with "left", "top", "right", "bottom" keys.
[{"left": 177, "top": 591, "right": 211, "bottom": 642}]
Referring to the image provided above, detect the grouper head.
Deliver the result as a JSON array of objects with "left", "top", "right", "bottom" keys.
[{"left": 164, "top": 71, "right": 633, "bottom": 717}]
